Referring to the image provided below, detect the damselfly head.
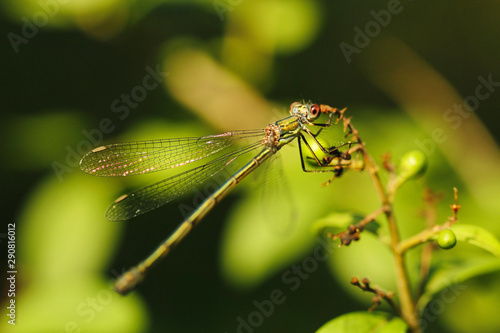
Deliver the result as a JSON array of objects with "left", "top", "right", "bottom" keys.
[
  {"left": 289, "top": 102, "right": 321, "bottom": 121},
  {"left": 288, "top": 101, "right": 302, "bottom": 115}
]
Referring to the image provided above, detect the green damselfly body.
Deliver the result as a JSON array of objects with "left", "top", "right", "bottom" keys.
[{"left": 80, "top": 102, "right": 352, "bottom": 294}]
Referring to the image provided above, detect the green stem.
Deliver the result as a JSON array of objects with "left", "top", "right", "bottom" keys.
[
  {"left": 361, "top": 145, "right": 421, "bottom": 333},
  {"left": 397, "top": 223, "right": 451, "bottom": 254}
]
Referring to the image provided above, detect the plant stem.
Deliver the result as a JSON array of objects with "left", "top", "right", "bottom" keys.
[
  {"left": 386, "top": 211, "right": 420, "bottom": 332},
  {"left": 342, "top": 118, "right": 421, "bottom": 332},
  {"left": 360, "top": 143, "right": 421, "bottom": 332},
  {"left": 397, "top": 223, "right": 451, "bottom": 254}
]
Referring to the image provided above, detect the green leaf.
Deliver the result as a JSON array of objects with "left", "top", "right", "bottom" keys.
[
  {"left": 311, "top": 212, "right": 356, "bottom": 234},
  {"left": 19, "top": 173, "right": 121, "bottom": 279},
  {"left": 0, "top": 277, "right": 147, "bottom": 333},
  {"left": 311, "top": 212, "right": 380, "bottom": 236},
  {"left": 417, "top": 258, "right": 500, "bottom": 312},
  {"left": 5, "top": 172, "right": 149, "bottom": 333},
  {"left": 315, "top": 311, "right": 407, "bottom": 333},
  {"left": 442, "top": 224, "right": 500, "bottom": 257}
]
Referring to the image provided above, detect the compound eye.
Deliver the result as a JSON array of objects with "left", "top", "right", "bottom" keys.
[{"left": 309, "top": 104, "right": 320, "bottom": 119}]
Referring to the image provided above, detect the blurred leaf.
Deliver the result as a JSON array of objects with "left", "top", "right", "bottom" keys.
[
  {"left": 1, "top": 171, "right": 149, "bottom": 332},
  {"left": 19, "top": 173, "right": 120, "bottom": 279},
  {"left": 430, "top": 224, "right": 500, "bottom": 257},
  {"left": 3, "top": 0, "right": 133, "bottom": 37},
  {"left": 221, "top": 0, "right": 322, "bottom": 85},
  {"left": 417, "top": 258, "right": 500, "bottom": 312},
  {"left": 326, "top": 231, "right": 396, "bottom": 304},
  {"left": 231, "top": 0, "right": 322, "bottom": 55},
  {"left": 311, "top": 212, "right": 356, "bottom": 234},
  {"left": 315, "top": 311, "right": 407, "bottom": 333},
  {"left": 0, "top": 111, "right": 87, "bottom": 170},
  {"left": 0, "top": 277, "right": 146, "bottom": 333},
  {"left": 439, "top": 272, "right": 500, "bottom": 333},
  {"left": 311, "top": 212, "right": 380, "bottom": 236},
  {"left": 313, "top": 211, "right": 395, "bottom": 303}
]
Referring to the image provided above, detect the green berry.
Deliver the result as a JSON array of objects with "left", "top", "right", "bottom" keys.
[
  {"left": 437, "top": 229, "right": 457, "bottom": 250},
  {"left": 397, "top": 150, "right": 428, "bottom": 185}
]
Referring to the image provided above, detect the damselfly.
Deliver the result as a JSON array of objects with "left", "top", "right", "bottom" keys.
[{"left": 80, "top": 102, "right": 351, "bottom": 294}]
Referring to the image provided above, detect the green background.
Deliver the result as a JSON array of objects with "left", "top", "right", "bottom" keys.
[{"left": 1, "top": 1, "right": 500, "bottom": 332}]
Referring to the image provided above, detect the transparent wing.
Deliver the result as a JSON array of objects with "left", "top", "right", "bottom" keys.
[
  {"left": 257, "top": 152, "right": 298, "bottom": 237},
  {"left": 105, "top": 141, "right": 264, "bottom": 221},
  {"left": 80, "top": 130, "right": 264, "bottom": 177}
]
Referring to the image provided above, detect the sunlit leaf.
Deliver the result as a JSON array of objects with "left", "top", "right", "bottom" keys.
[
  {"left": 315, "top": 311, "right": 407, "bottom": 333},
  {"left": 431, "top": 224, "right": 500, "bottom": 257},
  {"left": 231, "top": 0, "right": 322, "bottom": 54},
  {"left": 0, "top": 111, "right": 87, "bottom": 170},
  {"left": 417, "top": 258, "right": 500, "bottom": 312},
  {"left": 311, "top": 212, "right": 380, "bottom": 236},
  {"left": 2, "top": 171, "right": 149, "bottom": 332},
  {"left": 19, "top": 173, "right": 121, "bottom": 279},
  {"left": 0, "top": 277, "right": 147, "bottom": 333}
]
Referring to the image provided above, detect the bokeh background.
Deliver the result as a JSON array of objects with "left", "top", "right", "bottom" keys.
[{"left": 1, "top": 1, "right": 500, "bottom": 332}]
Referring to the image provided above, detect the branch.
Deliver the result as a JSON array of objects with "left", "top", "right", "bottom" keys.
[
  {"left": 351, "top": 277, "right": 401, "bottom": 316},
  {"left": 339, "top": 114, "right": 421, "bottom": 332}
]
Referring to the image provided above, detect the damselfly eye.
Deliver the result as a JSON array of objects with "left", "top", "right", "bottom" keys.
[{"left": 309, "top": 104, "right": 320, "bottom": 118}]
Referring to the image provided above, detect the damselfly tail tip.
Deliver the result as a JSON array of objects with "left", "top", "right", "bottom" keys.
[{"left": 114, "top": 267, "right": 145, "bottom": 295}]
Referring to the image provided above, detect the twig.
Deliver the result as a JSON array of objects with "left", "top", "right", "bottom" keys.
[
  {"left": 328, "top": 206, "right": 387, "bottom": 246},
  {"left": 351, "top": 277, "right": 401, "bottom": 316},
  {"left": 397, "top": 188, "right": 460, "bottom": 254},
  {"left": 339, "top": 114, "right": 421, "bottom": 332}
]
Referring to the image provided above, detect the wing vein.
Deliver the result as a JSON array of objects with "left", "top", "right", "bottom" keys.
[
  {"left": 80, "top": 129, "right": 265, "bottom": 177},
  {"left": 106, "top": 140, "right": 265, "bottom": 220}
]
